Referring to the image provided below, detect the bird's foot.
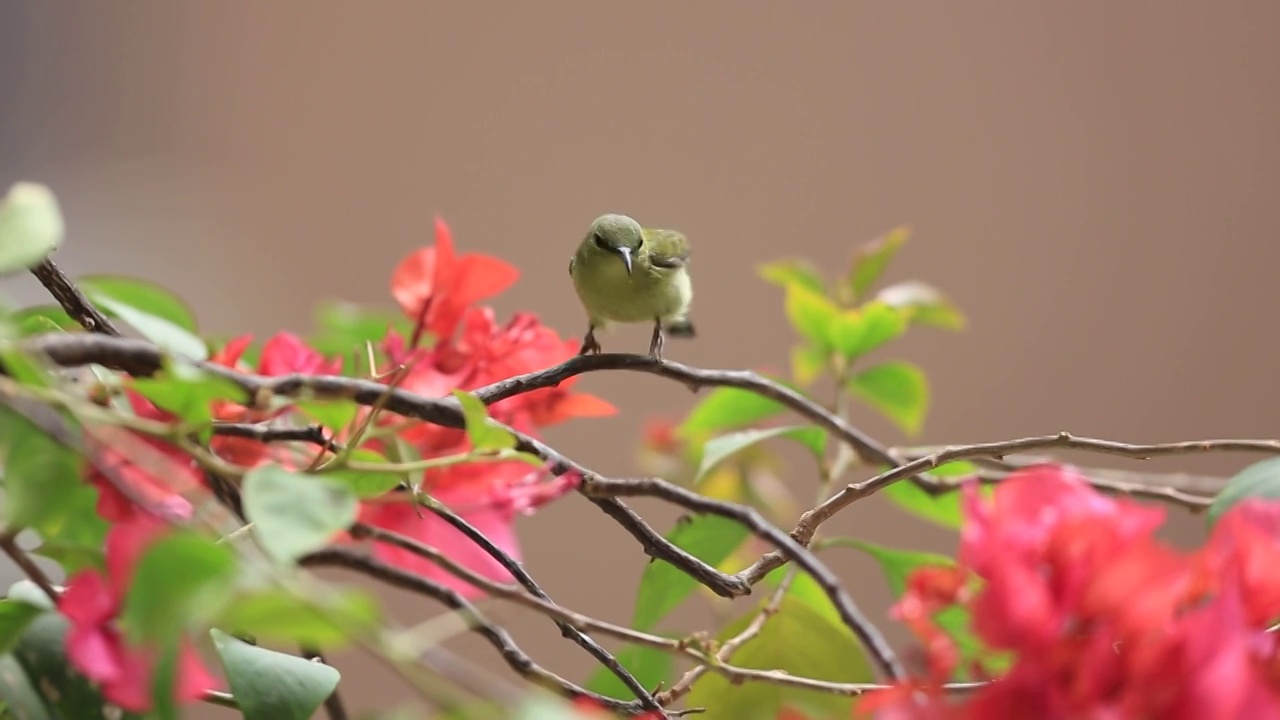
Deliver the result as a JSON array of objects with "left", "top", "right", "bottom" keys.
[
  {"left": 648, "top": 320, "right": 665, "bottom": 361},
  {"left": 579, "top": 330, "right": 602, "bottom": 356}
]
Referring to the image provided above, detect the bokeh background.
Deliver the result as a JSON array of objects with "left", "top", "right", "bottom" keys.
[{"left": 2, "top": 2, "right": 1278, "bottom": 717}]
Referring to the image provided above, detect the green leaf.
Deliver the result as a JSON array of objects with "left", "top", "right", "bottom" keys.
[
  {"left": 452, "top": 390, "right": 516, "bottom": 451},
  {"left": 11, "top": 305, "right": 79, "bottom": 336},
  {"left": 784, "top": 284, "right": 841, "bottom": 349},
  {"left": 0, "top": 601, "right": 44, "bottom": 655},
  {"left": 757, "top": 258, "right": 826, "bottom": 295},
  {"left": 322, "top": 448, "right": 405, "bottom": 498},
  {"left": 132, "top": 361, "right": 248, "bottom": 425},
  {"left": 678, "top": 387, "right": 786, "bottom": 437},
  {"left": 0, "top": 653, "right": 53, "bottom": 720},
  {"left": 848, "top": 226, "right": 909, "bottom": 301},
  {"left": 835, "top": 539, "right": 956, "bottom": 595},
  {"left": 833, "top": 302, "right": 905, "bottom": 359},
  {"left": 876, "top": 280, "right": 967, "bottom": 331},
  {"left": 880, "top": 472, "right": 988, "bottom": 530},
  {"left": 685, "top": 594, "right": 873, "bottom": 719},
  {"left": 216, "top": 587, "right": 379, "bottom": 649},
  {"left": 632, "top": 515, "right": 750, "bottom": 631},
  {"left": 31, "top": 481, "right": 109, "bottom": 574},
  {"left": 77, "top": 275, "right": 199, "bottom": 332},
  {"left": 243, "top": 464, "right": 359, "bottom": 564},
  {"left": 310, "top": 301, "right": 412, "bottom": 356},
  {"left": 790, "top": 344, "right": 828, "bottom": 386},
  {"left": 0, "top": 346, "right": 54, "bottom": 389},
  {"left": 211, "top": 628, "right": 340, "bottom": 720},
  {"left": 11, "top": 611, "right": 112, "bottom": 719},
  {"left": 695, "top": 425, "right": 819, "bottom": 485},
  {"left": 1209, "top": 457, "right": 1280, "bottom": 525},
  {"left": 297, "top": 399, "right": 360, "bottom": 434},
  {"left": 150, "top": 642, "right": 180, "bottom": 720},
  {"left": 847, "top": 361, "right": 929, "bottom": 436},
  {"left": 0, "top": 183, "right": 63, "bottom": 275},
  {"left": 0, "top": 408, "right": 86, "bottom": 533},
  {"left": 90, "top": 294, "right": 208, "bottom": 360},
  {"left": 584, "top": 644, "right": 672, "bottom": 701},
  {"left": 122, "top": 531, "right": 237, "bottom": 644}
]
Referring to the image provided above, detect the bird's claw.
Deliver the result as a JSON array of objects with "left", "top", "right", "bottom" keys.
[{"left": 578, "top": 332, "right": 602, "bottom": 356}]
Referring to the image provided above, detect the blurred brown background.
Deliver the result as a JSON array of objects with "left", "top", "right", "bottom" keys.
[{"left": 2, "top": 2, "right": 1278, "bottom": 718}]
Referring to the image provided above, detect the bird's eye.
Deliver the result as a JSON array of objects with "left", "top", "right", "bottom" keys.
[{"left": 592, "top": 232, "right": 609, "bottom": 250}]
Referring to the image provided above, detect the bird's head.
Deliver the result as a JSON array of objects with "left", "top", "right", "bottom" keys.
[{"left": 587, "top": 213, "right": 644, "bottom": 276}]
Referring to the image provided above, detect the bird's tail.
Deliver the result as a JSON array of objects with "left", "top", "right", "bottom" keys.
[{"left": 665, "top": 318, "right": 696, "bottom": 338}]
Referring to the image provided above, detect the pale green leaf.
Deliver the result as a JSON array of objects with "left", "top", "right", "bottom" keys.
[
  {"left": 695, "top": 426, "right": 820, "bottom": 485},
  {"left": 91, "top": 295, "right": 208, "bottom": 360},
  {"left": 216, "top": 587, "right": 379, "bottom": 649},
  {"left": 1209, "top": 457, "right": 1280, "bottom": 526},
  {"left": 584, "top": 644, "right": 672, "bottom": 702},
  {"left": 211, "top": 628, "right": 340, "bottom": 720},
  {"left": 78, "top": 275, "right": 199, "bottom": 332},
  {"left": 0, "top": 183, "right": 63, "bottom": 275},
  {"left": 876, "top": 280, "right": 967, "bottom": 331},
  {"left": 243, "top": 465, "right": 359, "bottom": 564},
  {"left": 122, "top": 532, "right": 237, "bottom": 644}
]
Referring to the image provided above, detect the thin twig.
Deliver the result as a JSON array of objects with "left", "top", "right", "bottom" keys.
[
  {"left": 0, "top": 532, "right": 58, "bottom": 601},
  {"left": 211, "top": 422, "right": 344, "bottom": 453},
  {"left": 399, "top": 499, "right": 666, "bottom": 714},
  {"left": 300, "top": 547, "right": 660, "bottom": 716},
  {"left": 28, "top": 258, "right": 121, "bottom": 336},
  {"left": 324, "top": 527, "right": 965, "bottom": 706},
  {"left": 300, "top": 646, "right": 349, "bottom": 720},
  {"left": 577, "top": 475, "right": 904, "bottom": 680},
  {"left": 656, "top": 570, "right": 795, "bottom": 706}
]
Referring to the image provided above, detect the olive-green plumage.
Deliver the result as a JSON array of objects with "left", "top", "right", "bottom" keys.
[{"left": 569, "top": 213, "right": 695, "bottom": 359}]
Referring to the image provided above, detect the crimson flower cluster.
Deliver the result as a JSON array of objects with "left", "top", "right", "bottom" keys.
[
  {"left": 59, "top": 217, "right": 613, "bottom": 711},
  {"left": 862, "top": 465, "right": 1280, "bottom": 719}
]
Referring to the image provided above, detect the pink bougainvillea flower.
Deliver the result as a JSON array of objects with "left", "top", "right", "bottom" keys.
[
  {"left": 59, "top": 517, "right": 221, "bottom": 712},
  {"left": 391, "top": 217, "right": 520, "bottom": 342},
  {"left": 861, "top": 465, "right": 1280, "bottom": 719}
]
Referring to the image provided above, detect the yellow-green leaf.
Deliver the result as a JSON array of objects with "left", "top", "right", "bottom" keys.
[
  {"left": 784, "top": 284, "right": 841, "bottom": 349},
  {"left": 847, "top": 361, "right": 929, "bottom": 436},
  {"left": 685, "top": 594, "right": 873, "bottom": 719},
  {"left": 757, "top": 258, "right": 826, "bottom": 295},
  {"left": 790, "top": 344, "right": 828, "bottom": 386},
  {"left": 452, "top": 390, "right": 516, "bottom": 451},
  {"left": 679, "top": 387, "right": 785, "bottom": 437},
  {"left": 848, "top": 226, "right": 909, "bottom": 301}
]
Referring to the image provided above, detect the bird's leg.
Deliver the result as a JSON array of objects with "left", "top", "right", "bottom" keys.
[
  {"left": 579, "top": 325, "right": 602, "bottom": 356},
  {"left": 648, "top": 318, "right": 665, "bottom": 360}
]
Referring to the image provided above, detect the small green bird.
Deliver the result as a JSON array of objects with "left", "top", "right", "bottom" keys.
[{"left": 569, "top": 213, "right": 695, "bottom": 360}]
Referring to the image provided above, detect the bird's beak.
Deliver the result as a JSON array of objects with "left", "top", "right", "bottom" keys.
[{"left": 616, "top": 247, "right": 633, "bottom": 276}]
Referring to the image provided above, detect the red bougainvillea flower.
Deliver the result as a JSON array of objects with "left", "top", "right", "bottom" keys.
[
  {"left": 391, "top": 217, "right": 520, "bottom": 342},
  {"left": 207, "top": 332, "right": 343, "bottom": 468},
  {"left": 59, "top": 516, "right": 221, "bottom": 712},
  {"left": 85, "top": 393, "right": 202, "bottom": 524},
  {"left": 860, "top": 465, "right": 1280, "bottom": 719}
]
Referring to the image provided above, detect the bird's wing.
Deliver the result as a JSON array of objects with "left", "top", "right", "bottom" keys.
[
  {"left": 641, "top": 227, "right": 690, "bottom": 269},
  {"left": 568, "top": 255, "right": 576, "bottom": 276}
]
